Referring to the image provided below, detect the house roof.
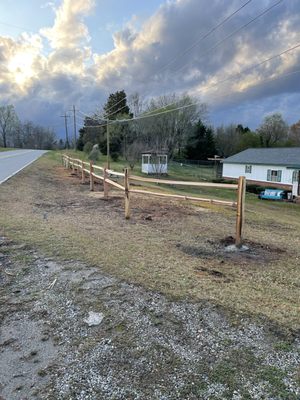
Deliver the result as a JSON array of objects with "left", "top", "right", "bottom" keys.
[{"left": 223, "top": 147, "right": 300, "bottom": 167}]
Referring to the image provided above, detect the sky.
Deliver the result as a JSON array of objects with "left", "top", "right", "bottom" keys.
[{"left": 0, "top": 0, "right": 300, "bottom": 139}]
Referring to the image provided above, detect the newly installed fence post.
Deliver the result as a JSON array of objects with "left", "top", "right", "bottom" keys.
[
  {"left": 81, "top": 160, "right": 85, "bottom": 184},
  {"left": 236, "top": 176, "right": 246, "bottom": 247},
  {"left": 89, "top": 161, "right": 94, "bottom": 191},
  {"left": 124, "top": 168, "right": 130, "bottom": 219},
  {"left": 103, "top": 167, "right": 109, "bottom": 199}
]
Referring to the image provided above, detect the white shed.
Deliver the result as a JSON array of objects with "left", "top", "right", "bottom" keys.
[
  {"left": 222, "top": 147, "right": 300, "bottom": 197},
  {"left": 142, "top": 152, "right": 168, "bottom": 174}
]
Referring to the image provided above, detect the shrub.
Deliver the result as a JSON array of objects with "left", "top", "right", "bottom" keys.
[
  {"left": 246, "top": 184, "right": 279, "bottom": 194},
  {"left": 246, "top": 184, "right": 262, "bottom": 194},
  {"left": 111, "top": 152, "right": 119, "bottom": 161},
  {"left": 83, "top": 141, "right": 93, "bottom": 154},
  {"left": 88, "top": 147, "right": 100, "bottom": 161}
]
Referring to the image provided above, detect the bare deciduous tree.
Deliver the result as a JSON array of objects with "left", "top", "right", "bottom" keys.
[
  {"left": 129, "top": 93, "right": 206, "bottom": 157},
  {"left": 289, "top": 120, "right": 300, "bottom": 145},
  {"left": 0, "top": 105, "right": 19, "bottom": 148},
  {"left": 257, "top": 113, "right": 288, "bottom": 147}
]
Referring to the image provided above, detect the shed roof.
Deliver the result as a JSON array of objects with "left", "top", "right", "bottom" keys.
[
  {"left": 223, "top": 147, "right": 300, "bottom": 167},
  {"left": 142, "top": 150, "right": 168, "bottom": 155}
]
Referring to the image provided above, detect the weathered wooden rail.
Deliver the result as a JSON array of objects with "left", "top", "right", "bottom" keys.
[{"left": 62, "top": 155, "right": 246, "bottom": 246}]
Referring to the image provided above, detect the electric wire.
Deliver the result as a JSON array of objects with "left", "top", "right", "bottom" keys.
[
  {"left": 77, "top": 0, "right": 256, "bottom": 121},
  {"left": 171, "top": 0, "right": 284, "bottom": 75},
  {"left": 153, "top": 0, "right": 253, "bottom": 76},
  {"left": 82, "top": 67, "right": 300, "bottom": 129}
]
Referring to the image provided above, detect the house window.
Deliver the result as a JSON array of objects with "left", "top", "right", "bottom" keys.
[
  {"left": 245, "top": 165, "right": 252, "bottom": 174},
  {"left": 267, "top": 169, "right": 282, "bottom": 182},
  {"left": 292, "top": 170, "right": 299, "bottom": 182}
]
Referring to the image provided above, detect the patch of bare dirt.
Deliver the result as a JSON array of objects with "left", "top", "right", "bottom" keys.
[{"left": 176, "top": 235, "right": 286, "bottom": 267}]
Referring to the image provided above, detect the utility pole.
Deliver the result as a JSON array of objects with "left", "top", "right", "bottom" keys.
[
  {"left": 61, "top": 113, "right": 70, "bottom": 149},
  {"left": 106, "top": 120, "right": 110, "bottom": 168},
  {"left": 70, "top": 105, "right": 77, "bottom": 150}
]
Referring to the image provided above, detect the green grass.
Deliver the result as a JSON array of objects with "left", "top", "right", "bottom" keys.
[
  {"left": 60, "top": 149, "right": 300, "bottom": 207},
  {"left": 61, "top": 150, "right": 236, "bottom": 202},
  {"left": 0, "top": 147, "right": 15, "bottom": 152},
  {"left": 62, "top": 149, "right": 216, "bottom": 180}
]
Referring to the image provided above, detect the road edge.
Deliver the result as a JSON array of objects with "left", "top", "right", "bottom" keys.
[{"left": 0, "top": 151, "right": 47, "bottom": 185}]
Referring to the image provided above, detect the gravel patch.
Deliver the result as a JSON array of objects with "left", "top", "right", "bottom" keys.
[{"left": 0, "top": 237, "right": 299, "bottom": 399}]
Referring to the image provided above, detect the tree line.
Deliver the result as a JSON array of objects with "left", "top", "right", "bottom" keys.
[
  {"left": 2, "top": 94, "right": 299, "bottom": 157},
  {"left": 0, "top": 105, "right": 57, "bottom": 150},
  {"left": 77, "top": 90, "right": 300, "bottom": 164}
]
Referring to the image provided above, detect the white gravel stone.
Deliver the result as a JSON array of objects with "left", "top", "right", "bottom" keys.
[{"left": 84, "top": 311, "right": 104, "bottom": 326}]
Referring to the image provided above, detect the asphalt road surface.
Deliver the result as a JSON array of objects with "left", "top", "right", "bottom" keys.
[{"left": 0, "top": 149, "right": 47, "bottom": 184}]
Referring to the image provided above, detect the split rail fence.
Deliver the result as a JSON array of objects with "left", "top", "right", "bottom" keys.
[{"left": 62, "top": 154, "right": 246, "bottom": 246}]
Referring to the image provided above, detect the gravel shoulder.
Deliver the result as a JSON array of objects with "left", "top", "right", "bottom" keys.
[{"left": 0, "top": 237, "right": 299, "bottom": 400}]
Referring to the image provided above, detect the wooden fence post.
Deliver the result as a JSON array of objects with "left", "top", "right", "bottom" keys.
[
  {"left": 71, "top": 160, "right": 75, "bottom": 174},
  {"left": 89, "top": 161, "right": 94, "bottom": 191},
  {"left": 124, "top": 168, "right": 130, "bottom": 219},
  {"left": 81, "top": 160, "right": 85, "bottom": 184},
  {"left": 236, "top": 176, "right": 246, "bottom": 247},
  {"left": 103, "top": 167, "right": 109, "bottom": 199}
]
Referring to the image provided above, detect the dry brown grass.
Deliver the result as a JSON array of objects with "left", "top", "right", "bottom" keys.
[{"left": 0, "top": 152, "right": 299, "bottom": 330}]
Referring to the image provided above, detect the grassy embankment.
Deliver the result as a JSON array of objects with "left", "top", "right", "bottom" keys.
[
  {"left": 0, "top": 147, "right": 15, "bottom": 152},
  {"left": 0, "top": 150, "right": 299, "bottom": 331}
]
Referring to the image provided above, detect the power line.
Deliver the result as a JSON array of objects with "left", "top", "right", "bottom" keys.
[
  {"left": 76, "top": 97, "right": 134, "bottom": 124},
  {"left": 200, "top": 43, "right": 300, "bottom": 93},
  {"left": 69, "top": 105, "right": 77, "bottom": 149},
  {"left": 77, "top": 109, "right": 107, "bottom": 122},
  {"left": 82, "top": 67, "right": 300, "bottom": 129},
  {"left": 78, "top": 0, "right": 284, "bottom": 124},
  {"left": 79, "top": 1, "right": 255, "bottom": 122},
  {"left": 171, "top": 0, "right": 284, "bottom": 76},
  {"left": 208, "top": 67, "right": 300, "bottom": 107},
  {"left": 0, "top": 20, "right": 32, "bottom": 32},
  {"left": 60, "top": 113, "right": 70, "bottom": 149},
  {"left": 154, "top": 0, "right": 253, "bottom": 76},
  {"left": 103, "top": 95, "right": 127, "bottom": 116},
  {"left": 141, "top": 41, "right": 300, "bottom": 116}
]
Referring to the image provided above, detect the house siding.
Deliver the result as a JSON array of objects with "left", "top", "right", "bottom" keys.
[{"left": 223, "top": 163, "right": 294, "bottom": 186}]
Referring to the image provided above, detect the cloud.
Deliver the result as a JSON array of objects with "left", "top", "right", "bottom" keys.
[
  {"left": 40, "top": 0, "right": 95, "bottom": 49},
  {"left": 0, "top": 33, "right": 45, "bottom": 95},
  {"left": 41, "top": 2, "right": 57, "bottom": 11},
  {"left": 90, "top": 0, "right": 300, "bottom": 105},
  {"left": 0, "top": 0, "right": 300, "bottom": 135}
]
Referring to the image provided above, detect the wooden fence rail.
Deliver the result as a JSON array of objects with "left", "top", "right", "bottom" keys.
[{"left": 62, "top": 154, "right": 246, "bottom": 246}]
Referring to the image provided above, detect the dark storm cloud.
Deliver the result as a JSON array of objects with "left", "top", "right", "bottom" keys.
[{"left": 94, "top": 0, "right": 300, "bottom": 120}]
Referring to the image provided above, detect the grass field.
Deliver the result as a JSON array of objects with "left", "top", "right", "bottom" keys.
[
  {"left": 63, "top": 149, "right": 217, "bottom": 181},
  {"left": 0, "top": 150, "right": 299, "bottom": 331},
  {"left": 63, "top": 149, "right": 237, "bottom": 203}
]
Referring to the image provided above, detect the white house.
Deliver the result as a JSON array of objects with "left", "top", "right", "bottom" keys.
[{"left": 222, "top": 148, "right": 300, "bottom": 197}]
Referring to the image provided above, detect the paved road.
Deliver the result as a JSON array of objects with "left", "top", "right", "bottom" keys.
[{"left": 0, "top": 149, "right": 47, "bottom": 184}]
